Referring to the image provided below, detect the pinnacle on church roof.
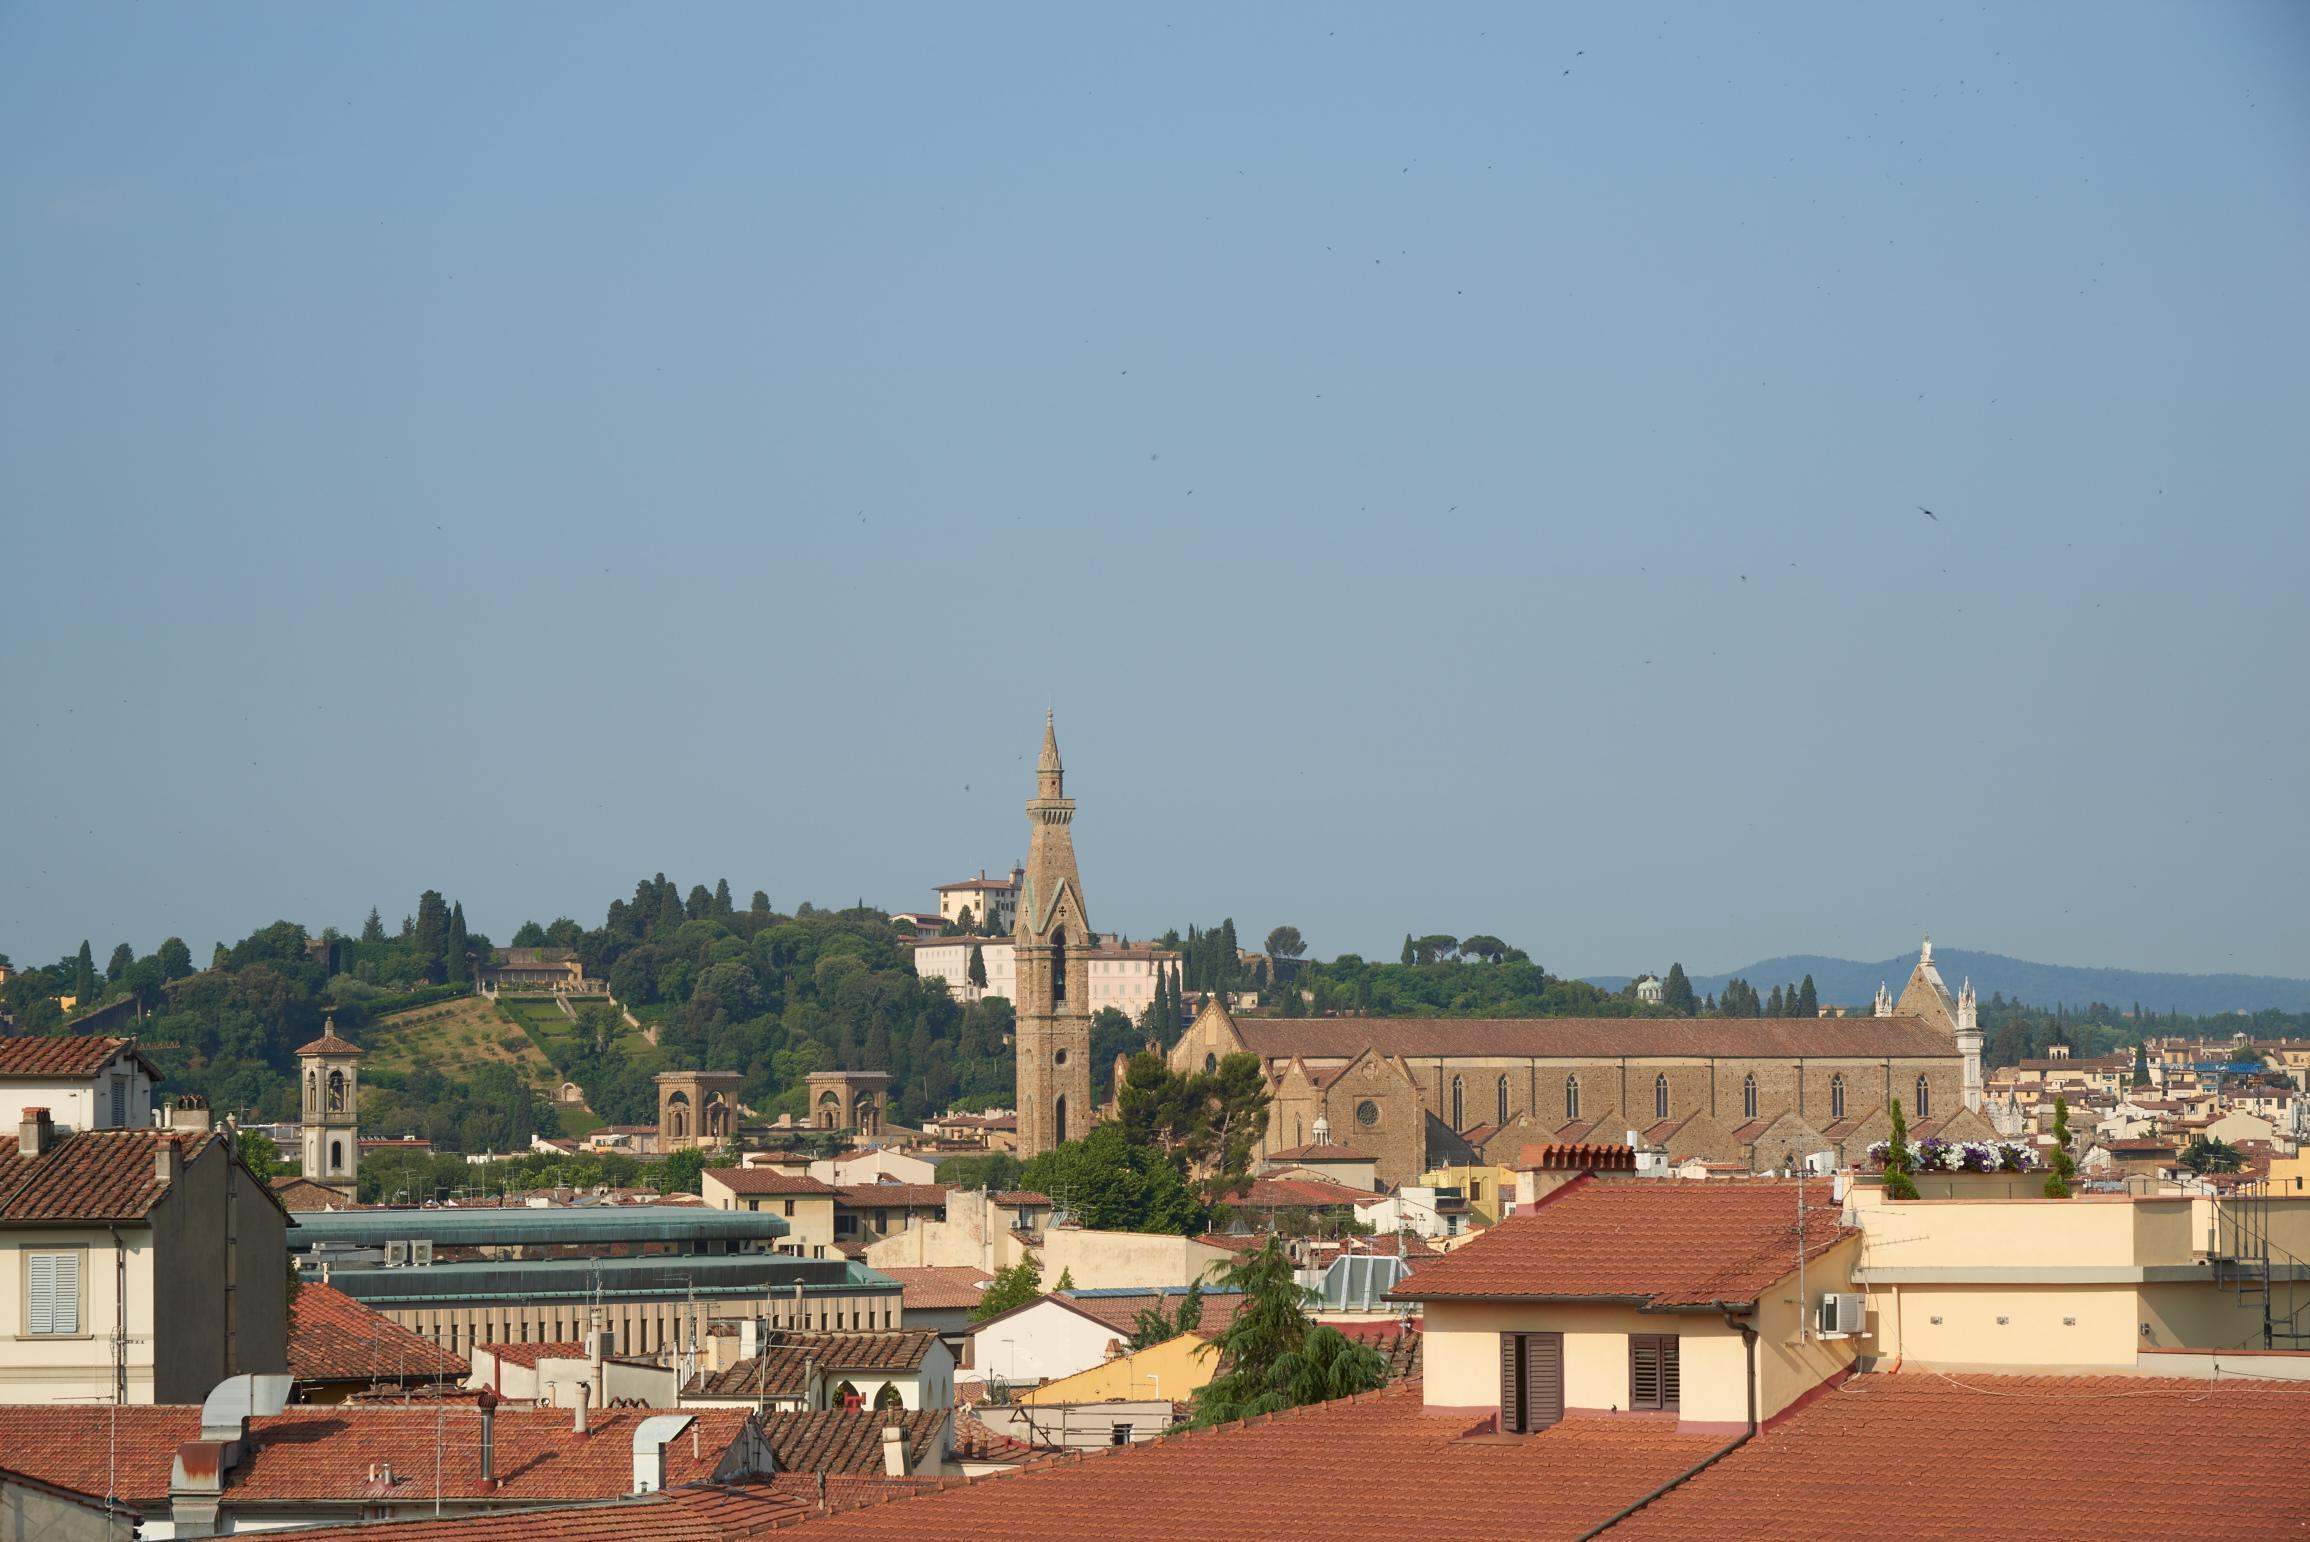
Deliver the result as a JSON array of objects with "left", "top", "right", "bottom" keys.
[{"left": 1038, "top": 710, "right": 1062, "bottom": 773}]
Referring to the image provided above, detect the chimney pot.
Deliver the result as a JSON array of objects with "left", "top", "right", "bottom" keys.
[
  {"left": 18, "top": 1108, "right": 54, "bottom": 1159},
  {"left": 156, "top": 1137, "right": 183, "bottom": 1185},
  {"left": 478, "top": 1387, "right": 498, "bottom": 1489},
  {"left": 880, "top": 1424, "right": 907, "bottom": 1479}
]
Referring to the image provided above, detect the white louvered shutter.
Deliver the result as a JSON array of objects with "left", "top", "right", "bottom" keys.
[{"left": 27, "top": 1252, "right": 80, "bottom": 1335}]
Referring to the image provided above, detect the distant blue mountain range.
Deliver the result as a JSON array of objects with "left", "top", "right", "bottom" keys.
[{"left": 1584, "top": 949, "right": 2310, "bottom": 1016}]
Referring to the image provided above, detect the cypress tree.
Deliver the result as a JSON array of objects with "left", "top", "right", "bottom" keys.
[
  {"left": 1766, "top": 984, "right": 1786, "bottom": 1017},
  {"left": 445, "top": 902, "right": 471, "bottom": 986},
  {"left": 1883, "top": 1099, "right": 1919, "bottom": 1200},
  {"left": 2044, "top": 1096, "right": 2077, "bottom": 1199},
  {"left": 712, "top": 878, "right": 734, "bottom": 917},
  {"left": 1401, "top": 934, "right": 1416, "bottom": 966},
  {"left": 73, "top": 941, "right": 96, "bottom": 1003},
  {"left": 1797, "top": 974, "right": 1819, "bottom": 1019},
  {"left": 968, "top": 941, "right": 988, "bottom": 990},
  {"left": 1662, "top": 963, "right": 1695, "bottom": 1015}
]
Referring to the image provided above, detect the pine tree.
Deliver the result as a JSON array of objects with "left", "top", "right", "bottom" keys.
[
  {"left": 1883, "top": 1099, "right": 1920, "bottom": 1200},
  {"left": 360, "top": 907, "right": 386, "bottom": 944},
  {"left": 2044, "top": 1096, "right": 2077, "bottom": 1199},
  {"left": 1797, "top": 974, "right": 1819, "bottom": 1019},
  {"left": 445, "top": 902, "right": 471, "bottom": 987},
  {"left": 1662, "top": 963, "right": 1696, "bottom": 1015},
  {"left": 712, "top": 878, "right": 734, "bottom": 917}
]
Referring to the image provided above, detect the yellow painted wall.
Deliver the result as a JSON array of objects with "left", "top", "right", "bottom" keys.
[
  {"left": 1019, "top": 1332, "right": 1215, "bottom": 1405},
  {"left": 1037, "top": 1228, "right": 1235, "bottom": 1290},
  {"left": 1417, "top": 1164, "right": 1516, "bottom": 1224},
  {"left": 1423, "top": 1300, "right": 1750, "bottom": 1426},
  {"left": 1753, "top": 1237, "right": 1864, "bottom": 1420}
]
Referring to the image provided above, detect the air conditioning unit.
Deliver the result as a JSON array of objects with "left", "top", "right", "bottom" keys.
[
  {"left": 383, "top": 1241, "right": 409, "bottom": 1267},
  {"left": 410, "top": 1240, "right": 433, "bottom": 1267},
  {"left": 1817, "top": 1292, "right": 1866, "bottom": 1337}
]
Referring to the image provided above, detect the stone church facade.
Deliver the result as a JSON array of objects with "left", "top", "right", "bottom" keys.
[{"left": 1171, "top": 941, "right": 1991, "bottom": 1188}]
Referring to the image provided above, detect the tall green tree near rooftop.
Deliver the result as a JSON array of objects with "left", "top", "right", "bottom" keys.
[
  {"left": 106, "top": 942, "right": 135, "bottom": 983},
  {"left": 2044, "top": 1095, "right": 2077, "bottom": 1198},
  {"left": 157, "top": 936, "right": 193, "bottom": 980},
  {"left": 73, "top": 941, "right": 96, "bottom": 1003},
  {"left": 970, "top": 1254, "right": 1042, "bottom": 1323},
  {"left": 967, "top": 941, "right": 988, "bottom": 990},
  {"left": 1190, "top": 1237, "right": 1386, "bottom": 1426},
  {"left": 1797, "top": 974, "right": 1819, "bottom": 1019},
  {"left": 1662, "top": 962, "right": 1697, "bottom": 1016},
  {"left": 1882, "top": 1099, "right": 1920, "bottom": 1200},
  {"left": 2132, "top": 1043, "right": 2151, "bottom": 1088},
  {"left": 361, "top": 908, "right": 386, "bottom": 944}
]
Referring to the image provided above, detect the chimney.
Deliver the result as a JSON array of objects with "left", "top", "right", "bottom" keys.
[
  {"left": 18, "top": 1108, "right": 54, "bottom": 1158},
  {"left": 157, "top": 1137, "right": 184, "bottom": 1186},
  {"left": 477, "top": 1387, "right": 499, "bottom": 1491},
  {"left": 880, "top": 1424, "right": 907, "bottom": 1479},
  {"left": 803, "top": 1352, "right": 819, "bottom": 1410},
  {"left": 573, "top": 1377, "right": 590, "bottom": 1437},
  {"left": 171, "top": 1094, "right": 213, "bottom": 1134},
  {"left": 630, "top": 1415, "right": 691, "bottom": 1495}
]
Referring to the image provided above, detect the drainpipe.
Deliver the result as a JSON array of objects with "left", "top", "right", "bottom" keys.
[{"left": 1573, "top": 1302, "right": 1759, "bottom": 1541}]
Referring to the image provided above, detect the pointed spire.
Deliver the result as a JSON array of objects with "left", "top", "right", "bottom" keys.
[{"left": 1038, "top": 710, "right": 1062, "bottom": 774}]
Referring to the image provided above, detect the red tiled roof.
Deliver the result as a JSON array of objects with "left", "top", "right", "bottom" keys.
[
  {"left": 684, "top": 1332, "right": 942, "bottom": 1400},
  {"left": 1056, "top": 1290, "right": 1250, "bottom": 1340},
  {"left": 0, "top": 1034, "right": 149, "bottom": 1079},
  {"left": 833, "top": 1184, "right": 949, "bottom": 1209},
  {"left": 1239, "top": 1016, "right": 1956, "bottom": 1062},
  {"left": 876, "top": 1266, "right": 990, "bottom": 1311},
  {"left": 1232, "top": 1176, "right": 1385, "bottom": 1209},
  {"left": 752, "top": 1409, "right": 945, "bottom": 1475},
  {"left": 271, "top": 1175, "right": 359, "bottom": 1211},
  {"left": 990, "top": 1190, "right": 1051, "bottom": 1206},
  {"left": 1609, "top": 1373, "right": 2310, "bottom": 1537},
  {"left": 709, "top": 1169, "right": 837, "bottom": 1196},
  {"left": 1265, "top": 1144, "right": 1377, "bottom": 1162},
  {"left": 214, "top": 1481, "right": 819, "bottom": 1540},
  {"left": 770, "top": 1381, "right": 1721, "bottom": 1540},
  {"left": 289, "top": 1283, "right": 467, "bottom": 1383},
  {"left": 476, "top": 1340, "right": 589, "bottom": 1369},
  {"left": 294, "top": 1027, "right": 366, "bottom": 1058},
  {"left": 0, "top": 1406, "right": 754, "bottom": 1505},
  {"left": 1392, "top": 1176, "right": 1854, "bottom": 1307},
  {"left": 0, "top": 1127, "right": 212, "bottom": 1222}
]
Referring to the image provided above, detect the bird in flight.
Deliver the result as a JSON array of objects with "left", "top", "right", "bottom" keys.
[{"left": 1918, "top": 506, "right": 1938, "bottom": 522}]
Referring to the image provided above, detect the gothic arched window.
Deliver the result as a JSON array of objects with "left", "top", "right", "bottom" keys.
[
  {"left": 1743, "top": 1073, "right": 1758, "bottom": 1121},
  {"left": 1054, "top": 1094, "right": 1069, "bottom": 1145},
  {"left": 1497, "top": 1076, "right": 1510, "bottom": 1127},
  {"left": 1051, "top": 928, "right": 1068, "bottom": 1004},
  {"left": 1915, "top": 1075, "right": 1931, "bottom": 1119},
  {"left": 1566, "top": 1075, "right": 1580, "bottom": 1122},
  {"left": 1831, "top": 1073, "right": 1847, "bottom": 1120},
  {"left": 1654, "top": 1074, "right": 1669, "bottom": 1121},
  {"left": 1450, "top": 1077, "right": 1465, "bottom": 1132}
]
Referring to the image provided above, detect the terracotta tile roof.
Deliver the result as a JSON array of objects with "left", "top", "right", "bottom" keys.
[
  {"left": 990, "top": 1190, "right": 1051, "bottom": 1206},
  {"left": 1263, "top": 1144, "right": 1376, "bottom": 1162},
  {"left": 271, "top": 1174, "right": 360, "bottom": 1211},
  {"left": 1392, "top": 1176, "right": 1853, "bottom": 1307},
  {"left": 1232, "top": 1176, "right": 1385, "bottom": 1209},
  {"left": 1323, "top": 1322, "right": 1424, "bottom": 1381},
  {"left": 294, "top": 1027, "right": 366, "bottom": 1058},
  {"left": 951, "top": 1407, "right": 1039, "bottom": 1463},
  {"left": 477, "top": 1340, "right": 590, "bottom": 1369},
  {"left": 0, "top": 1126, "right": 213, "bottom": 1222},
  {"left": 1238, "top": 1016, "right": 1957, "bottom": 1062},
  {"left": 0, "top": 1034, "right": 148, "bottom": 1079},
  {"left": 0, "top": 1406, "right": 753, "bottom": 1506},
  {"left": 230, "top": 1481, "right": 820, "bottom": 1540},
  {"left": 1610, "top": 1373, "right": 2310, "bottom": 1538},
  {"left": 876, "top": 1266, "right": 990, "bottom": 1311},
  {"left": 770, "top": 1381, "right": 1722, "bottom": 1539},
  {"left": 709, "top": 1169, "right": 837, "bottom": 1196},
  {"left": 1056, "top": 1289, "right": 1250, "bottom": 1340},
  {"left": 684, "top": 1332, "right": 942, "bottom": 1400},
  {"left": 290, "top": 1282, "right": 467, "bottom": 1383},
  {"left": 832, "top": 1184, "right": 950, "bottom": 1209},
  {"left": 754, "top": 1409, "right": 945, "bottom": 1475}
]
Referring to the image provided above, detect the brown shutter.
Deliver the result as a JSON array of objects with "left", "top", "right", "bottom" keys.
[
  {"left": 1522, "top": 1333, "right": 1563, "bottom": 1429},
  {"left": 1630, "top": 1337, "right": 1661, "bottom": 1410},
  {"left": 1500, "top": 1333, "right": 1523, "bottom": 1432},
  {"left": 1661, "top": 1336, "right": 1681, "bottom": 1411}
]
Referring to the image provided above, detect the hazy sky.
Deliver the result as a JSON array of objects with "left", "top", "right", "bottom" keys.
[{"left": 4, "top": 4, "right": 2305, "bottom": 982}]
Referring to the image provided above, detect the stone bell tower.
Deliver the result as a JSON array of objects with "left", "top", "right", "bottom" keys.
[
  {"left": 1014, "top": 712, "right": 1092, "bottom": 1158},
  {"left": 295, "top": 1015, "right": 364, "bottom": 1199}
]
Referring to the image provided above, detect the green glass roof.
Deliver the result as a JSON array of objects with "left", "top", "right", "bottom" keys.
[
  {"left": 290, "top": 1203, "right": 788, "bottom": 1248},
  {"left": 314, "top": 1253, "right": 901, "bottom": 1306}
]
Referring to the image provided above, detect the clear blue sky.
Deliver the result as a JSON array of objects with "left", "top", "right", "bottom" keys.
[{"left": 3, "top": 3, "right": 2305, "bottom": 983}]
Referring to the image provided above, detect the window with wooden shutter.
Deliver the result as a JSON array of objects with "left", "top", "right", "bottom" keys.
[
  {"left": 26, "top": 1251, "right": 81, "bottom": 1336},
  {"left": 1629, "top": 1334, "right": 1680, "bottom": 1412},
  {"left": 1499, "top": 1332, "right": 1563, "bottom": 1433}
]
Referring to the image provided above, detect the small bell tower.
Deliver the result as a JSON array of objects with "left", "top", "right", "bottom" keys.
[{"left": 295, "top": 1014, "right": 365, "bottom": 1198}]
